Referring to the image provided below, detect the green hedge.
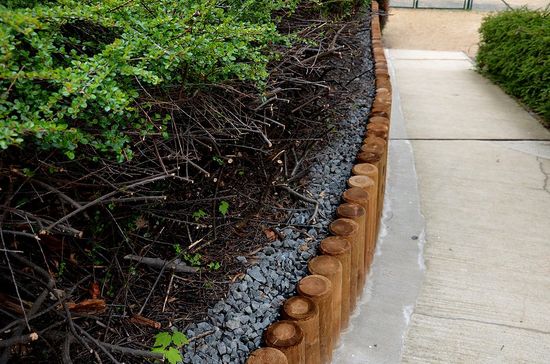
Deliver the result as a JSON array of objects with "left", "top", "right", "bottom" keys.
[
  {"left": 0, "top": 0, "right": 299, "bottom": 160},
  {"left": 0, "top": 0, "right": 366, "bottom": 161},
  {"left": 477, "top": 7, "right": 550, "bottom": 122}
]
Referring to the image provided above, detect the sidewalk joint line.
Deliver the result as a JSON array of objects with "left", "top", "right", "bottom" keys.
[
  {"left": 390, "top": 138, "right": 550, "bottom": 142},
  {"left": 414, "top": 312, "right": 550, "bottom": 336}
]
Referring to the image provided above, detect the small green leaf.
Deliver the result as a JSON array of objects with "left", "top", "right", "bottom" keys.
[
  {"left": 218, "top": 200, "right": 229, "bottom": 216},
  {"left": 171, "top": 331, "right": 189, "bottom": 347},
  {"left": 164, "top": 347, "right": 183, "bottom": 364},
  {"left": 153, "top": 332, "right": 172, "bottom": 350},
  {"left": 207, "top": 261, "right": 221, "bottom": 271},
  {"left": 192, "top": 209, "right": 207, "bottom": 221},
  {"left": 213, "top": 156, "right": 224, "bottom": 165}
]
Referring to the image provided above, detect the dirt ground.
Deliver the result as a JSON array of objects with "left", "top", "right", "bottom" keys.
[
  {"left": 382, "top": 0, "right": 549, "bottom": 58},
  {"left": 382, "top": 9, "right": 486, "bottom": 58}
]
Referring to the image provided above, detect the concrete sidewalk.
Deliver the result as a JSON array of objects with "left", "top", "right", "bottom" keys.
[
  {"left": 333, "top": 40, "right": 550, "bottom": 364},
  {"left": 392, "top": 49, "right": 550, "bottom": 364}
]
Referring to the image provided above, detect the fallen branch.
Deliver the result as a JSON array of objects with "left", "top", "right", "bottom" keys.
[
  {"left": 129, "top": 314, "right": 161, "bottom": 329},
  {"left": 46, "top": 173, "right": 175, "bottom": 231},
  {"left": 275, "top": 185, "right": 319, "bottom": 223},
  {"left": 81, "top": 340, "right": 164, "bottom": 361},
  {"left": 124, "top": 255, "right": 198, "bottom": 273},
  {"left": 0, "top": 333, "right": 38, "bottom": 348}
]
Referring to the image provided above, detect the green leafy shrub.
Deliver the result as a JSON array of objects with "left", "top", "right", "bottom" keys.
[
  {"left": 314, "top": 0, "right": 369, "bottom": 16},
  {"left": 0, "top": 0, "right": 299, "bottom": 160},
  {"left": 477, "top": 7, "right": 550, "bottom": 122}
]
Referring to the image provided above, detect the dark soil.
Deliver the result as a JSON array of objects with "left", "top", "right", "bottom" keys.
[{"left": 0, "top": 4, "right": 374, "bottom": 363}]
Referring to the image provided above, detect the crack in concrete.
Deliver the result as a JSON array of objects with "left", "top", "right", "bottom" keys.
[
  {"left": 537, "top": 157, "right": 550, "bottom": 194},
  {"left": 414, "top": 312, "right": 550, "bottom": 336}
]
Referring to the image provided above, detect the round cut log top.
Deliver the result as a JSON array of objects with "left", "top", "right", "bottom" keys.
[
  {"left": 283, "top": 296, "right": 318, "bottom": 321},
  {"left": 369, "top": 116, "right": 390, "bottom": 126},
  {"left": 265, "top": 320, "right": 304, "bottom": 348},
  {"left": 308, "top": 255, "right": 342, "bottom": 277},
  {"left": 337, "top": 202, "right": 365, "bottom": 219},
  {"left": 247, "top": 347, "right": 288, "bottom": 364},
  {"left": 297, "top": 275, "right": 332, "bottom": 299},
  {"left": 360, "top": 139, "right": 386, "bottom": 153},
  {"left": 352, "top": 163, "right": 378, "bottom": 177},
  {"left": 320, "top": 236, "right": 351, "bottom": 255},
  {"left": 367, "top": 123, "right": 389, "bottom": 133},
  {"left": 357, "top": 150, "right": 382, "bottom": 163},
  {"left": 343, "top": 187, "right": 370, "bottom": 205},
  {"left": 329, "top": 218, "right": 359, "bottom": 237},
  {"left": 376, "top": 87, "right": 390, "bottom": 96},
  {"left": 348, "top": 175, "right": 375, "bottom": 191}
]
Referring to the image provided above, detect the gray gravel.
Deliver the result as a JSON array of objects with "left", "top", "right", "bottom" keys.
[{"left": 181, "top": 13, "right": 375, "bottom": 364}]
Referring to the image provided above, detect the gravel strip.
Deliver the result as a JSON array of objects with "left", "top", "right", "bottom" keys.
[{"left": 181, "top": 13, "right": 375, "bottom": 364}]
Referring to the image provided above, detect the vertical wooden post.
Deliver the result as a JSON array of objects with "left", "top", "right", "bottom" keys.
[
  {"left": 352, "top": 163, "right": 380, "bottom": 259},
  {"left": 346, "top": 177, "right": 376, "bottom": 274},
  {"left": 297, "top": 275, "right": 333, "bottom": 364},
  {"left": 361, "top": 140, "right": 387, "bottom": 195},
  {"left": 341, "top": 188, "right": 370, "bottom": 296},
  {"left": 247, "top": 348, "right": 288, "bottom": 364},
  {"left": 336, "top": 203, "right": 366, "bottom": 296},
  {"left": 319, "top": 237, "right": 351, "bottom": 330},
  {"left": 372, "top": 0, "right": 379, "bottom": 11},
  {"left": 357, "top": 151, "right": 384, "bottom": 234},
  {"left": 308, "top": 256, "right": 342, "bottom": 345},
  {"left": 370, "top": 100, "right": 390, "bottom": 119},
  {"left": 329, "top": 218, "right": 359, "bottom": 311},
  {"left": 265, "top": 320, "right": 305, "bottom": 364},
  {"left": 375, "top": 77, "right": 392, "bottom": 92},
  {"left": 282, "top": 296, "right": 320, "bottom": 364}
]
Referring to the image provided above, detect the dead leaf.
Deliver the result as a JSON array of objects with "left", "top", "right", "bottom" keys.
[
  {"left": 134, "top": 215, "right": 148, "bottom": 230},
  {"left": 69, "top": 253, "right": 78, "bottom": 265},
  {"left": 89, "top": 282, "right": 100, "bottom": 299},
  {"left": 129, "top": 314, "right": 161, "bottom": 329},
  {"left": 231, "top": 272, "right": 245, "bottom": 283},
  {"left": 263, "top": 228, "right": 276, "bottom": 241},
  {"left": 67, "top": 299, "right": 106, "bottom": 314}
]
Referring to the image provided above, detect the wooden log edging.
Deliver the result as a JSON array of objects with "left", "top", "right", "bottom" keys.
[{"left": 247, "top": 2, "right": 392, "bottom": 362}]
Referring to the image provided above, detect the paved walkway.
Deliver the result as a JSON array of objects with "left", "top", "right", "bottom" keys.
[
  {"left": 334, "top": 5, "right": 550, "bottom": 363},
  {"left": 383, "top": 1, "right": 550, "bottom": 58}
]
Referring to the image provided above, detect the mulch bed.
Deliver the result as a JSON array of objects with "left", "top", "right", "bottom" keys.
[{"left": 0, "top": 3, "right": 373, "bottom": 363}]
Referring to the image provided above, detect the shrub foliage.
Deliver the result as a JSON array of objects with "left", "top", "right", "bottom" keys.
[
  {"left": 0, "top": 0, "right": 298, "bottom": 159},
  {"left": 477, "top": 7, "right": 550, "bottom": 121},
  {"left": 0, "top": 0, "right": 367, "bottom": 160}
]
